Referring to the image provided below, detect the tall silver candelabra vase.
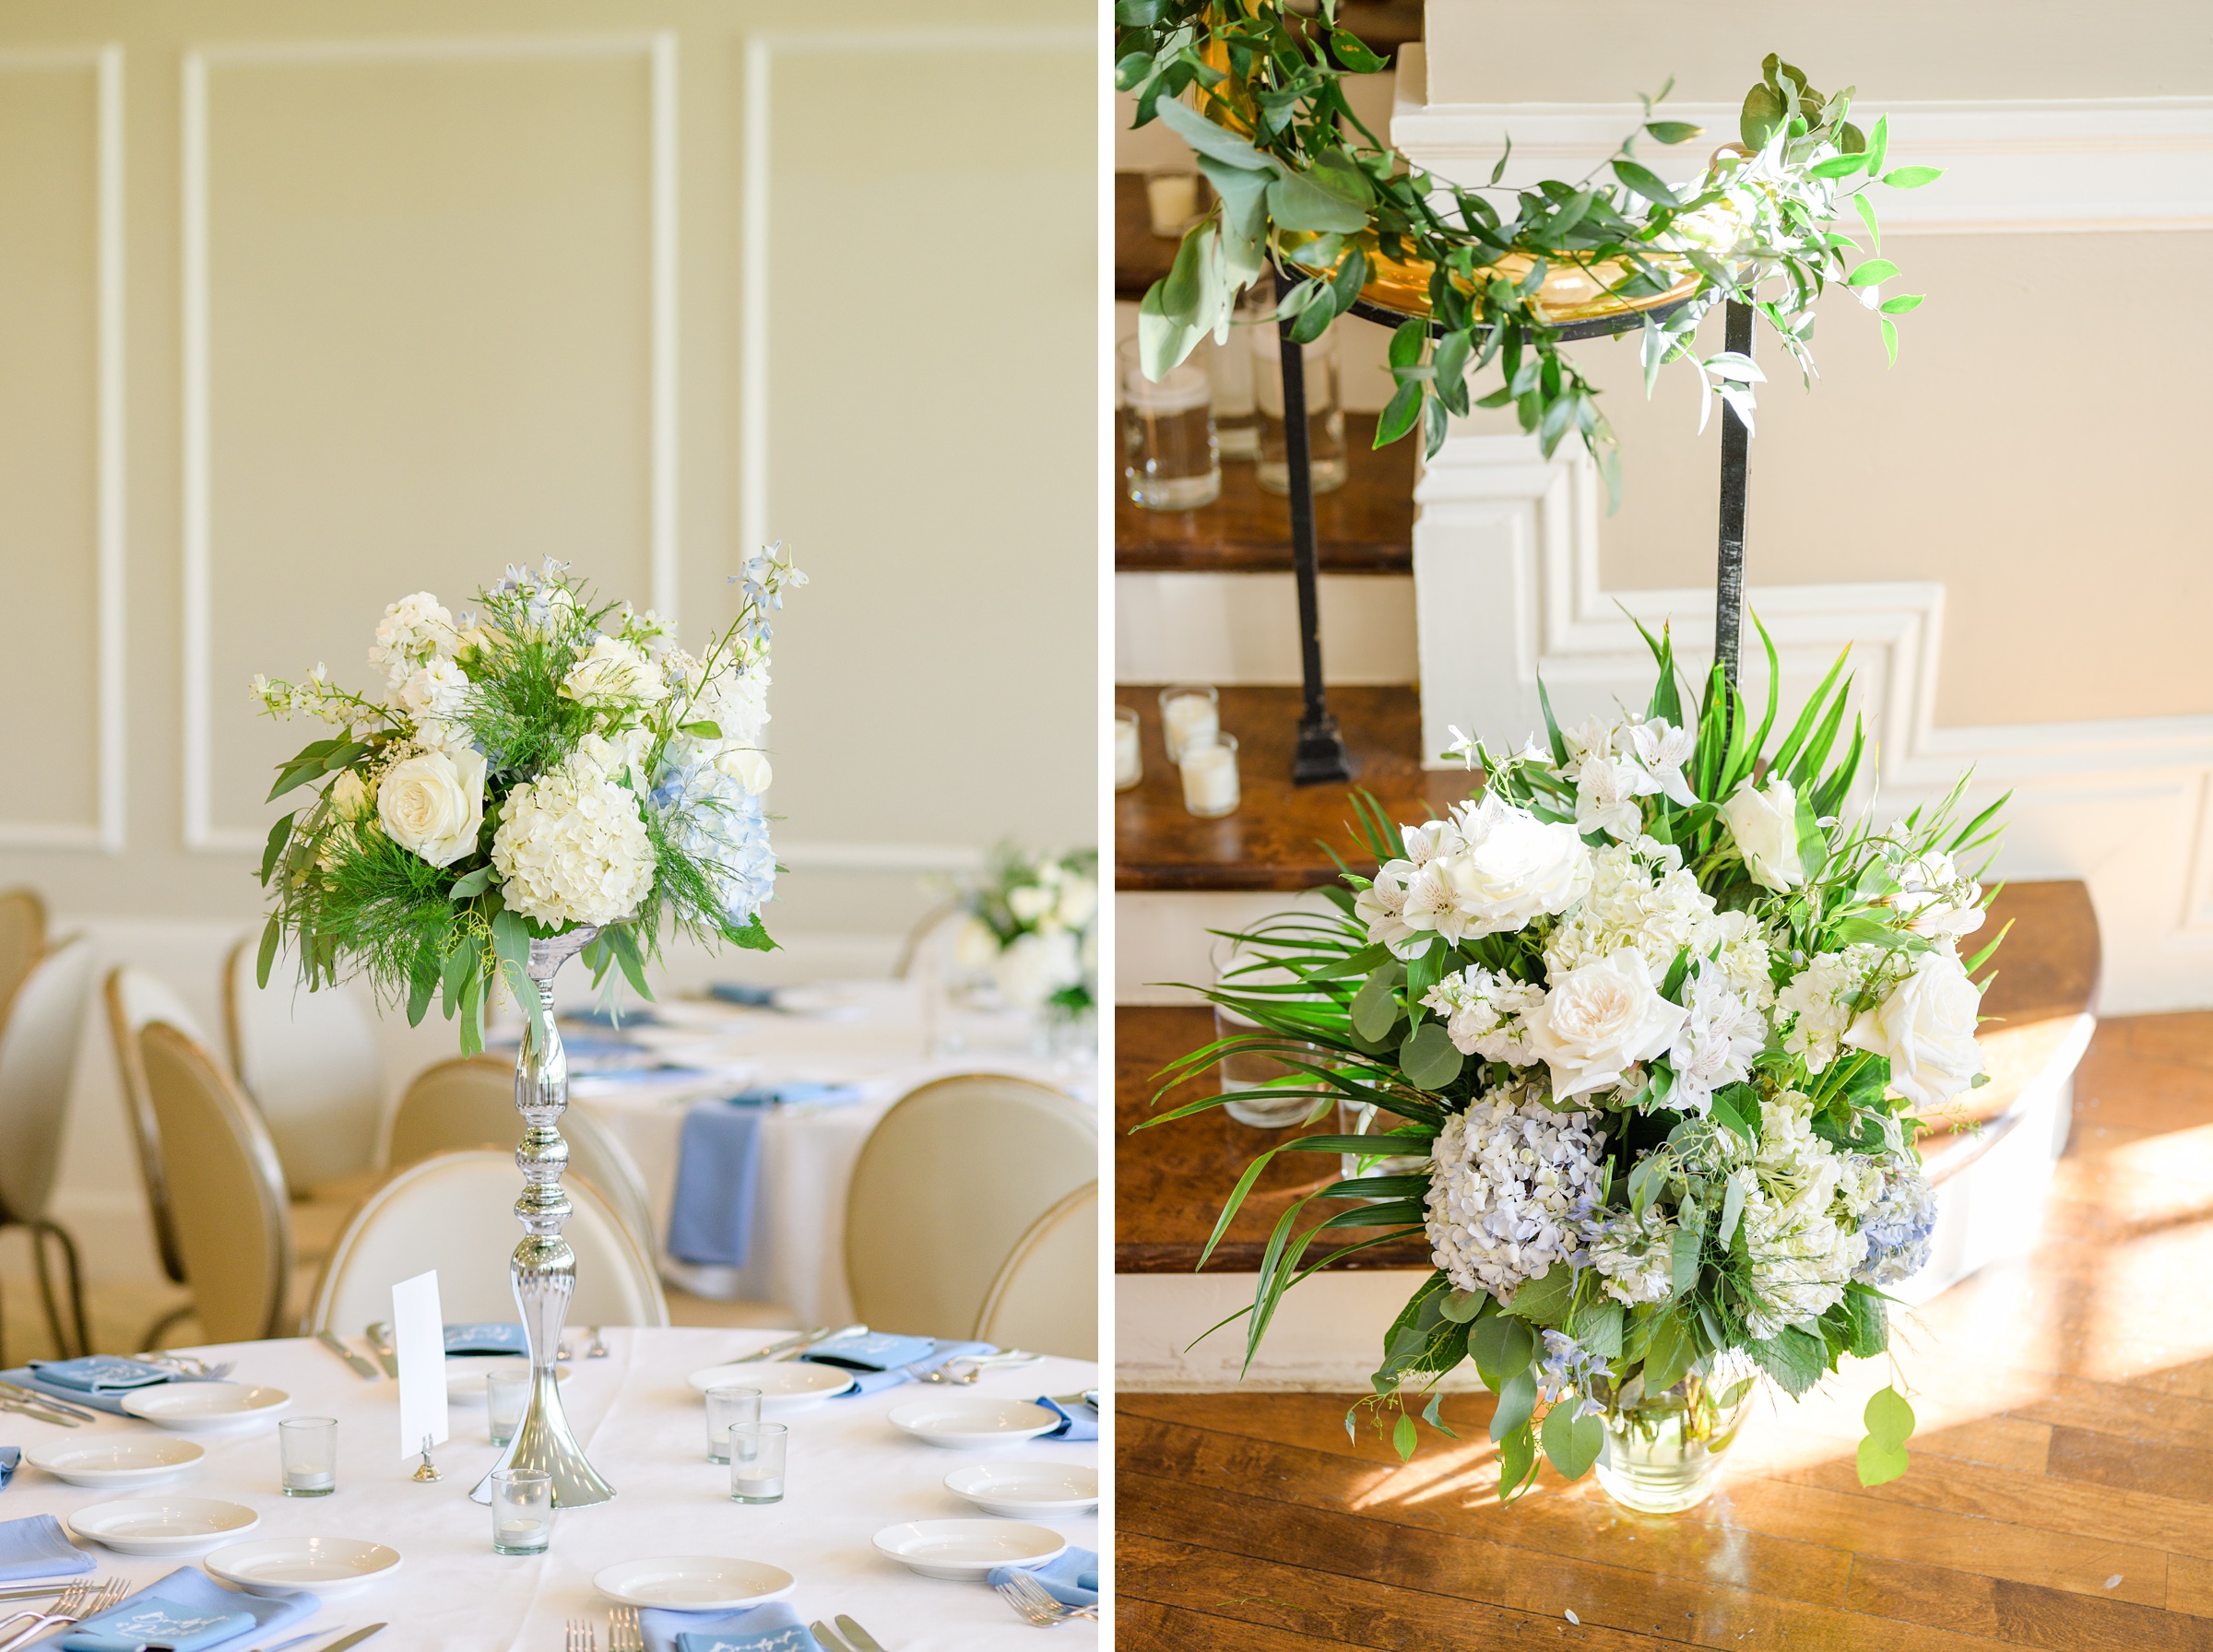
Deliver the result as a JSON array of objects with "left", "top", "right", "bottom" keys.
[{"left": 470, "top": 926, "right": 614, "bottom": 1508}]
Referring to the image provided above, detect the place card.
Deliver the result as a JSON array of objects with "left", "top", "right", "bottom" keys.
[{"left": 392, "top": 1270, "right": 448, "bottom": 1462}]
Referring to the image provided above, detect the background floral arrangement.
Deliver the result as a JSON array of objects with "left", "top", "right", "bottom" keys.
[
  {"left": 1151, "top": 629, "right": 2006, "bottom": 1498},
  {"left": 951, "top": 845, "right": 1100, "bottom": 1022},
  {"left": 252, "top": 549, "right": 804, "bottom": 1052},
  {"left": 1118, "top": 1, "right": 1939, "bottom": 498}
]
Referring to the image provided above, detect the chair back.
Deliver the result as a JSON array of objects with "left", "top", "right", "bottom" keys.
[
  {"left": 223, "top": 938, "right": 385, "bottom": 1197},
  {"left": 0, "top": 889, "right": 46, "bottom": 1024},
  {"left": 103, "top": 967, "right": 214, "bottom": 1284},
  {"left": 844, "top": 1072, "right": 1095, "bottom": 1339},
  {"left": 306, "top": 1149, "right": 668, "bottom": 1333},
  {"left": 137, "top": 1021, "right": 293, "bottom": 1342},
  {"left": 975, "top": 1181, "right": 1096, "bottom": 1358},
  {"left": 388, "top": 1056, "right": 658, "bottom": 1261},
  {"left": 0, "top": 935, "right": 95, "bottom": 1226}
]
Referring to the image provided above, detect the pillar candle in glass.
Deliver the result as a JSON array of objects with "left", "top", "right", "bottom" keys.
[
  {"left": 728, "top": 1421, "right": 788, "bottom": 1504},
  {"left": 1253, "top": 323, "right": 1347, "bottom": 495},
  {"left": 1179, "top": 733, "right": 1240, "bottom": 819},
  {"left": 704, "top": 1385, "right": 763, "bottom": 1466},
  {"left": 1114, "top": 707, "right": 1142, "bottom": 791},
  {"left": 491, "top": 1468, "right": 552, "bottom": 1556},
  {"left": 1118, "top": 339, "right": 1219, "bottom": 511},
  {"left": 1144, "top": 167, "right": 1203, "bottom": 237},
  {"left": 1157, "top": 684, "right": 1218, "bottom": 763},
  {"left": 278, "top": 1417, "right": 337, "bottom": 1497}
]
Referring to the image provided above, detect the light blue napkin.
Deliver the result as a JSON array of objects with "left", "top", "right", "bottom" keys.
[
  {"left": 57, "top": 1566, "right": 316, "bottom": 1651},
  {"left": 796, "top": 1331, "right": 936, "bottom": 1372},
  {"left": 705, "top": 983, "right": 779, "bottom": 1009},
  {"left": 562, "top": 1005, "right": 660, "bottom": 1029},
  {"left": 829, "top": 1339, "right": 994, "bottom": 1397},
  {"left": 0, "top": 1513, "right": 94, "bottom": 1582},
  {"left": 444, "top": 1323, "right": 527, "bottom": 1356},
  {"left": 0, "top": 1447, "right": 17, "bottom": 1491},
  {"left": 640, "top": 1601, "right": 818, "bottom": 1652},
  {"left": 987, "top": 1547, "right": 1099, "bottom": 1609},
  {"left": 726, "top": 1082, "right": 865, "bottom": 1108},
  {"left": 1035, "top": 1395, "right": 1098, "bottom": 1441},
  {"left": 2, "top": 1365, "right": 204, "bottom": 1419},
  {"left": 666, "top": 1103, "right": 764, "bottom": 1268},
  {"left": 28, "top": 1357, "right": 173, "bottom": 1394}
]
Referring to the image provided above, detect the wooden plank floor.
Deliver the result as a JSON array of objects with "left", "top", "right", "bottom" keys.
[{"left": 1117, "top": 1009, "right": 2213, "bottom": 1650}]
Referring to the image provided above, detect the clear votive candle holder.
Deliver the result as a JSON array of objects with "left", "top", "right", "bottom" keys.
[
  {"left": 1118, "top": 338, "right": 1218, "bottom": 512},
  {"left": 1157, "top": 684, "right": 1218, "bottom": 763},
  {"left": 278, "top": 1416, "right": 337, "bottom": 1497},
  {"left": 704, "top": 1385, "right": 763, "bottom": 1465},
  {"left": 491, "top": 1467, "right": 552, "bottom": 1556},
  {"left": 487, "top": 1369, "right": 529, "bottom": 1447},
  {"left": 728, "top": 1421, "right": 788, "bottom": 1504},
  {"left": 1179, "top": 733, "right": 1240, "bottom": 819},
  {"left": 1114, "top": 707, "right": 1142, "bottom": 792}
]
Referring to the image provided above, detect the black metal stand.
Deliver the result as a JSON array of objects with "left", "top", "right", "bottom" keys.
[
  {"left": 1713, "top": 300, "right": 1753, "bottom": 689},
  {"left": 1274, "top": 265, "right": 1357, "bottom": 785}
]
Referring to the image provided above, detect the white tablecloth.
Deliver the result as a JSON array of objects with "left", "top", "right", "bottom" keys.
[
  {"left": 566, "top": 984, "right": 1095, "bottom": 1322},
  {"left": 0, "top": 1328, "right": 1099, "bottom": 1650}
]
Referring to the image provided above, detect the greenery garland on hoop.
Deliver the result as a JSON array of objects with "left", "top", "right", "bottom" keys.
[{"left": 1117, "top": 2, "right": 1943, "bottom": 502}]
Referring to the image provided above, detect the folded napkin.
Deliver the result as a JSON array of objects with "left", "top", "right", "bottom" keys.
[
  {"left": 797, "top": 1331, "right": 937, "bottom": 1372},
  {"left": 0, "top": 1513, "right": 94, "bottom": 1583},
  {"left": 27, "top": 1356, "right": 174, "bottom": 1394},
  {"left": 666, "top": 1102, "right": 764, "bottom": 1268},
  {"left": 562, "top": 1005, "right": 660, "bottom": 1029},
  {"left": 987, "top": 1547, "right": 1099, "bottom": 1609},
  {"left": 2, "top": 1366, "right": 195, "bottom": 1419},
  {"left": 820, "top": 1339, "right": 994, "bottom": 1398},
  {"left": 705, "top": 982, "right": 779, "bottom": 1009},
  {"left": 58, "top": 1566, "right": 316, "bottom": 1652},
  {"left": 0, "top": 1447, "right": 18, "bottom": 1491},
  {"left": 641, "top": 1601, "right": 818, "bottom": 1652},
  {"left": 444, "top": 1323, "right": 527, "bottom": 1356},
  {"left": 725, "top": 1081, "right": 864, "bottom": 1108},
  {"left": 1035, "top": 1395, "right": 1098, "bottom": 1441}
]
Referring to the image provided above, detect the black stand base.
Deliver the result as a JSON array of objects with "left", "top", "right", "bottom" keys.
[{"left": 1294, "top": 710, "right": 1357, "bottom": 786}]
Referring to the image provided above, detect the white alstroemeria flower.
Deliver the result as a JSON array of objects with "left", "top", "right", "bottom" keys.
[
  {"left": 398, "top": 656, "right": 470, "bottom": 725},
  {"left": 1886, "top": 848, "right": 1984, "bottom": 940},
  {"left": 1398, "top": 858, "right": 1469, "bottom": 944},
  {"left": 1720, "top": 775, "right": 1805, "bottom": 893},
  {"left": 1399, "top": 819, "right": 1463, "bottom": 870},
  {"left": 1444, "top": 726, "right": 1478, "bottom": 769},
  {"left": 1521, "top": 948, "right": 1687, "bottom": 1102},
  {"left": 1574, "top": 755, "right": 1645, "bottom": 842},
  {"left": 1560, "top": 714, "right": 1625, "bottom": 779},
  {"left": 1355, "top": 862, "right": 1422, "bottom": 959},
  {"left": 1627, "top": 718, "right": 1698, "bottom": 808},
  {"left": 1666, "top": 967, "right": 1766, "bottom": 1115}
]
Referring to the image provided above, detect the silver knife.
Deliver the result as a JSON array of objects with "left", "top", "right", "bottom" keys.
[
  {"left": 733, "top": 1327, "right": 828, "bottom": 1363},
  {"left": 809, "top": 1623, "right": 853, "bottom": 1652},
  {"left": 362, "top": 1322, "right": 400, "bottom": 1379},
  {"left": 315, "top": 1330, "right": 381, "bottom": 1381},
  {"left": 835, "top": 1616, "right": 888, "bottom": 1652},
  {"left": 312, "top": 1626, "right": 386, "bottom": 1652},
  {"left": 0, "top": 1395, "right": 79, "bottom": 1427},
  {"left": 0, "top": 1382, "right": 94, "bottom": 1422},
  {"left": 245, "top": 1631, "right": 338, "bottom": 1652}
]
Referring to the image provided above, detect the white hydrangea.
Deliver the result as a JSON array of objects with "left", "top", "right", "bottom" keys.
[
  {"left": 1422, "top": 966, "right": 1546, "bottom": 1064},
  {"left": 1853, "top": 1162, "right": 1939, "bottom": 1286},
  {"left": 1424, "top": 1085, "right": 1605, "bottom": 1301},
  {"left": 1775, "top": 944, "right": 1886, "bottom": 1072},
  {"left": 993, "top": 927, "right": 1084, "bottom": 1011},
  {"left": 368, "top": 592, "right": 456, "bottom": 687},
  {"left": 1544, "top": 840, "right": 1721, "bottom": 978},
  {"left": 1725, "top": 1092, "right": 1885, "bottom": 1339},
  {"left": 491, "top": 743, "right": 657, "bottom": 927},
  {"left": 1711, "top": 909, "right": 1777, "bottom": 1010},
  {"left": 1581, "top": 1208, "right": 1678, "bottom": 1306},
  {"left": 1665, "top": 967, "right": 1767, "bottom": 1116}
]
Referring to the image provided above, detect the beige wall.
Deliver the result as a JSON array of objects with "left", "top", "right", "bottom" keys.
[{"left": 0, "top": 0, "right": 1094, "bottom": 954}]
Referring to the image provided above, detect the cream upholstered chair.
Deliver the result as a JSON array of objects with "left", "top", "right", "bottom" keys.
[
  {"left": 0, "top": 889, "right": 46, "bottom": 1026},
  {"left": 844, "top": 1073, "right": 1095, "bottom": 1340},
  {"left": 387, "top": 1056, "right": 658, "bottom": 1261},
  {"left": 0, "top": 934, "right": 96, "bottom": 1361},
  {"left": 137, "top": 1021, "right": 294, "bottom": 1344},
  {"left": 975, "top": 1181, "right": 1096, "bottom": 1359},
  {"left": 222, "top": 937, "right": 385, "bottom": 1198},
  {"left": 103, "top": 967, "right": 213, "bottom": 1345},
  {"left": 306, "top": 1149, "right": 668, "bottom": 1333}
]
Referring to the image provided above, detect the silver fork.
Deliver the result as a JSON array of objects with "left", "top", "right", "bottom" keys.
[
  {"left": 994, "top": 1570, "right": 1096, "bottom": 1625},
  {"left": 0, "top": 1578, "right": 130, "bottom": 1652},
  {"left": 564, "top": 1618, "right": 597, "bottom": 1652},
  {"left": 607, "top": 1605, "right": 642, "bottom": 1651}
]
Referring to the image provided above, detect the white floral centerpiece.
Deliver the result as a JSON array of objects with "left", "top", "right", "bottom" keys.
[
  {"left": 951, "top": 846, "right": 1100, "bottom": 1026},
  {"left": 1151, "top": 628, "right": 2002, "bottom": 1508},
  {"left": 251, "top": 549, "right": 804, "bottom": 1045}
]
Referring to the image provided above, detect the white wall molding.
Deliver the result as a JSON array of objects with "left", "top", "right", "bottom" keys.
[
  {"left": 1392, "top": 57, "right": 2213, "bottom": 235},
  {"left": 180, "top": 33, "right": 680, "bottom": 853},
  {"left": 0, "top": 46, "right": 125, "bottom": 853},
  {"left": 1114, "top": 569, "right": 1416, "bottom": 685}
]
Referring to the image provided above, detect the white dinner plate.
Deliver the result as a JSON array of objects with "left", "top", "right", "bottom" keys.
[
  {"left": 594, "top": 1556, "right": 796, "bottom": 1610},
  {"left": 120, "top": 1382, "right": 290, "bottom": 1433},
  {"left": 206, "top": 1537, "right": 403, "bottom": 1598},
  {"left": 65, "top": 1497, "right": 259, "bottom": 1555},
  {"left": 27, "top": 1436, "right": 205, "bottom": 1489},
  {"left": 943, "top": 1461, "right": 1100, "bottom": 1517},
  {"left": 446, "top": 1358, "right": 568, "bottom": 1405},
  {"left": 872, "top": 1519, "right": 1065, "bottom": 1581},
  {"left": 888, "top": 1397, "right": 1060, "bottom": 1449},
  {"left": 684, "top": 1362, "right": 856, "bottom": 1412}
]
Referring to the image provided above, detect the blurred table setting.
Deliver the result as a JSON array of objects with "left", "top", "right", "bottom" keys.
[{"left": 0, "top": 1327, "right": 1098, "bottom": 1650}]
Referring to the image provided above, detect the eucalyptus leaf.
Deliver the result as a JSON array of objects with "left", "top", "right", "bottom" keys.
[
  {"left": 1266, "top": 169, "right": 1371, "bottom": 233},
  {"left": 1399, "top": 1021, "right": 1464, "bottom": 1090}
]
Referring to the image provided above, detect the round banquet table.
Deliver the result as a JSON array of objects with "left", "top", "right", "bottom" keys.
[
  {"left": 0, "top": 1328, "right": 1100, "bottom": 1650},
  {"left": 562, "top": 983, "right": 1097, "bottom": 1322}
]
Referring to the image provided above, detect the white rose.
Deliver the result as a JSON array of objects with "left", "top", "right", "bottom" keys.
[
  {"left": 1522, "top": 948, "right": 1687, "bottom": 1101},
  {"left": 1844, "top": 949, "right": 1982, "bottom": 1109},
  {"left": 1008, "top": 884, "right": 1054, "bottom": 924},
  {"left": 327, "top": 768, "right": 375, "bottom": 819},
  {"left": 1055, "top": 876, "right": 1098, "bottom": 931},
  {"left": 716, "top": 747, "right": 773, "bottom": 796},
  {"left": 1437, "top": 794, "right": 1593, "bottom": 936},
  {"left": 953, "top": 915, "right": 1001, "bottom": 971},
  {"left": 1721, "top": 776, "right": 1805, "bottom": 893},
  {"left": 376, "top": 748, "right": 487, "bottom": 868}
]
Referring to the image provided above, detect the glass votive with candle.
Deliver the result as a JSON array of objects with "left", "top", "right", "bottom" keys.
[
  {"left": 728, "top": 1421, "right": 788, "bottom": 1504},
  {"left": 486, "top": 1368, "right": 528, "bottom": 1447},
  {"left": 1209, "top": 283, "right": 1272, "bottom": 461},
  {"left": 1253, "top": 322, "right": 1348, "bottom": 495},
  {"left": 491, "top": 1467, "right": 552, "bottom": 1556},
  {"left": 1157, "top": 684, "right": 1219, "bottom": 763},
  {"left": 704, "top": 1385, "right": 763, "bottom": 1465},
  {"left": 1114, "top": 707, "right": 1142, "bottom": 792},
  {"left": 278, "top": 1416, "right": 337, "bottom": 1497},
  {"left": 1144, "top": 166, "right": 1205, "bottom": 237},
  {"left": 1179, "top": 733, "right": 1240, "bottom": 820},
  {"left": 1118, "top": 338, "right": 1218, "bottom": 511}
]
